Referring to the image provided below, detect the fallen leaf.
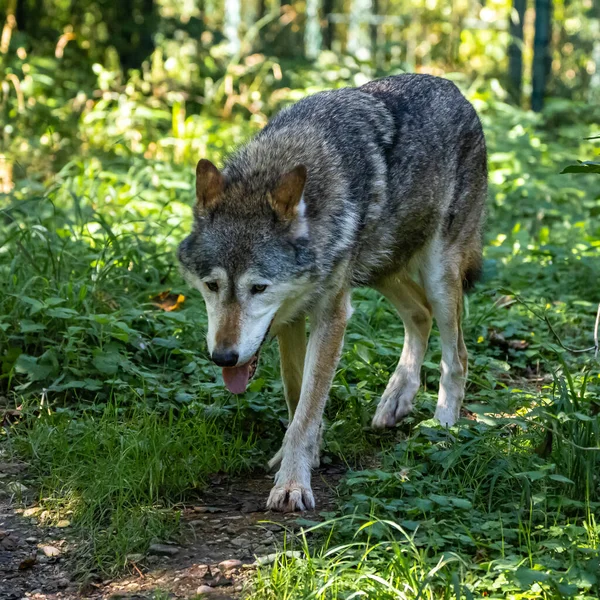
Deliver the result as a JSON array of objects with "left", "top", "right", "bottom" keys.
[
  {"left": 19, "top": 556, "right": 37, "bottom": 570},
  {"left": 151, "top": 291, "right": 185, "bottom": 312}
]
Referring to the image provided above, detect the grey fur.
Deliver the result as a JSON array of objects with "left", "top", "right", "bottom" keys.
[
  {"left": 178, "top": 73, "right": 488, "bottom": 512},
  {"left": 179, "top": 74, "right": 486, "bottom": 302}
]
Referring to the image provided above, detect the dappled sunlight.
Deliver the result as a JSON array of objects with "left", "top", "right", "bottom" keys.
[{"left": 1, "top": 0, "right": 599, "bottom": 598}]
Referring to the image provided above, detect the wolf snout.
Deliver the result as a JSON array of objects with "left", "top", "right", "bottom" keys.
[{"left": 211, "top": 349, "right": 239, "bottom": 367}]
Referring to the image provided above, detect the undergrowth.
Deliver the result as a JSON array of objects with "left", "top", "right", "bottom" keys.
[{"left": 1, "top": 39, "right": 599, "bottom": 596}]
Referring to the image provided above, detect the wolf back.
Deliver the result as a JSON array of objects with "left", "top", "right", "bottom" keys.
[{"left": 179, "top": 74, "right": 486, "bottom": 299}]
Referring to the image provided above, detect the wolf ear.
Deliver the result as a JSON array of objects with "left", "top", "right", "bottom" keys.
[
  {"left": 195, "top": 159, "right": 224, "bottom": 214},
  {"left": 269, "top": 165, "right": 307, "bottom": 221}
]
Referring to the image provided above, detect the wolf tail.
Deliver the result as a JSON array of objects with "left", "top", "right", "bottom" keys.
[{"left": 462, "top": 242, "right": 484, "bottom": 292}]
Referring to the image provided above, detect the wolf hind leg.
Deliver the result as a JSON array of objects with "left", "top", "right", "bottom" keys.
[
  {"left": 421, "top": 246, "right": 468, "bottom": 427},
  {"left": 372, "top": 275, "right": 432, "bottom": 429}
]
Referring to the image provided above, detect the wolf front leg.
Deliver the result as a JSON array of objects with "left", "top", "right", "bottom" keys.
[
  {"left": 267, "top": 288, "right": 351, "bottom": 512},
  {"left": 268, "top": 319, "right": 307, "bottom": 472}
]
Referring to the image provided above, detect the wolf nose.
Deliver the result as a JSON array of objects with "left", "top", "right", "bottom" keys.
[{"left": 211, "top": 350, "right": 239, "bottom": 367}]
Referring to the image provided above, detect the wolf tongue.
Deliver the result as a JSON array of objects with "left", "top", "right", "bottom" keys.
[{"left": 222, "top": 363, "right": 251, "bottom": 394}]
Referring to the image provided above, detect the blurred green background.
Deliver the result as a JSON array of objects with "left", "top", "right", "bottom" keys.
[{"left": 1, "top": 0, "right": 599, "bottom": 181}]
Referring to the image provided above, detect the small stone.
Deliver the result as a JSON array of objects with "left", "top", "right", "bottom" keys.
[
  {"left": 148, "top": 543, "right": 180, "bottom": 557},
  {"left": 6, "top": 481, "right": 27, "bottom": 494},
  {"left": 57, "top": 577, "right": 69, "bottom": 588},
  {"left": 56, "top": 519, "right": 71, "bottom": 528},
  {"left": 0, "top": 529, "right": 7, "bottom": 539},
  {"left": 241, "top": 501, "right": 262, "bottom": 513},
  {"left": 40, "top": 545, "right": 60, "bottom": 557},
  {"left": 218, "top": 559, "right": 242, "bottom": 570},
  {"left": 231, "top": 535, "right": 249, "bottom": 548},
  {"left": 188, "top": 519, "right": 204, "bottom": 527},
  {"left": 196, "top": 584, "right": 218, "bottom": 595},
  {"left": 0, "top": 461, "right": 27, "bottom": 474},
  {"left": 25, "top": 536, "right": 38, "bottom": 544},
  {"left": 1, "top": 536, "right": 18, "bottom": 551}
]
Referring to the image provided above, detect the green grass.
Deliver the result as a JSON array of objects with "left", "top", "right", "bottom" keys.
[
  {"left": 1, "top": 60, "right": 599, "bottom": 596},
  {"left": 7, "top": 402, "right": 258, "bottom": 574},
  {"left": 250, "top": 372, "right": 600, "bottom": 598}
]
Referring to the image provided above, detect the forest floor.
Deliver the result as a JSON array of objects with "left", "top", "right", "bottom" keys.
[{"left": 1, "top": 464, "right": 345, "bottom": 599}]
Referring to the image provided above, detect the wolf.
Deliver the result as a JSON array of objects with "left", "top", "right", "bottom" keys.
[{"left": 178, "top": 74, "right": 487, "bottom": 512}]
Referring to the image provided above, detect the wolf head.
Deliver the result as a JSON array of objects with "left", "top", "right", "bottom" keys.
[{"left": 178, "top": 159, "right": 316, "bottom": 393}]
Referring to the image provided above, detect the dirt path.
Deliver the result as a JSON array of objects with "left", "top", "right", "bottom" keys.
[{"left": 1, "top": 466, "right": 345, "bottom": 600}]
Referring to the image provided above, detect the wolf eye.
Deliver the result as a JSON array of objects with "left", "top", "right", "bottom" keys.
[
  {"left": 251, "top": 284, "right": 268, "bottom": 295},
  {"left": 206, "top": 281, "right": 219, "bottom": 292}
]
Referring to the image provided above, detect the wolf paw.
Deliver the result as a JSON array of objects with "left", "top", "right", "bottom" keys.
[
  {"left": 267, "top": 482, "right": 315, "bottom": 512},
  {"left": 372, "top": 371, "right": 419, "bottom": 428}
]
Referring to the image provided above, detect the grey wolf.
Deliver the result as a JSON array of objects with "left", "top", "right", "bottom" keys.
[{"left": 178, "top": 74, "right": 487, "bottom": 512}]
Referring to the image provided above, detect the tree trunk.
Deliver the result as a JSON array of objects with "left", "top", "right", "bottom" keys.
[
  {"left": 322, "top": 0, "right": 335, "bottom": 50},
  {"left": 532, "top": 0, "right": 552, "bottom": 111},
  {"left": 347, "top": 0, "right": 372, "bottom": 59},
  {"left": 508, "top": 0, "right": 526, "bottom": 103},
  {"left": 305, "top": 0, "right": 322, "bottom": 59},
  {"left": 224, "top": 0, "right": 241, "bottom": 55},
  {"left": 14, "top": 0, "right": 26, "bottom": 33}
]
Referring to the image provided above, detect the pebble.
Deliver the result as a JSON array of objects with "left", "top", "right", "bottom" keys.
[
  {"left": 196, "top": 584, "right": 218, "bottom": 594},
  {"left": 194, "top": 506, "right": 225, "bottom": 513},
  {"left": 6, "top": 481, "right": 27, "bottom": 494},
  {"left": 230, "top": 535, "right": 249, "bottom": 548},
  {"left": 1, "top": 536, "right": 18, "bottom": 551},
  {"left": 218, "top": 558, "right": 242, "bottom": 570},
  {"left": 148, "top": 543, "right": 180, "bottom": 557},
  {"left": 40, "top": 545, "right": 60, "bottom": 557},
  {"left": 188, "top": 519, "right": 204, "bottom": 527}
]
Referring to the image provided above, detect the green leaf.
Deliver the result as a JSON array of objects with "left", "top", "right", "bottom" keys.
[
  {"left": 20, "top": 321, "right": 46, "bottom": 333},
  {"left": 413, "top": 498, "right": 433, "bottom": 512},
  {"left": 548, "top": 474, "right": 575, "bottom": 484},
  {"left": 92, "top": 350, "right": 121, "bottom": 375},
  {"left": 429, "top": 493, "right": 450, "bottom": 506},
  {"left": 19, "top": 296, "right": 45, "bottom": 315},
  {"left": 450, "top": 497, "right": 473, "bottom": 509},
  {"left": 47, "top": 307, "right": 79, "bottom": 319},
  {"left": 561, "top": 161, "right": 600, "bottom": 174},
  {"left": 516, "top": 470, "right": 547, "bottom": 481},
  {"left": 513, "top": 567, "right": 549, "bottom": 588},
  {"left": 14, "top": 354, "right": 53, "bottom": 381}
]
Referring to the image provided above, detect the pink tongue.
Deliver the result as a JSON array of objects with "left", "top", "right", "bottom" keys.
[{"left": 222, "top": 363, "right": 251, "bottom": 394}]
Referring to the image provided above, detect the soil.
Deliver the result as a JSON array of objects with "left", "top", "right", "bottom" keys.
[{"left": 0, "top": 464, "right": 345, "bottom": 600}]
